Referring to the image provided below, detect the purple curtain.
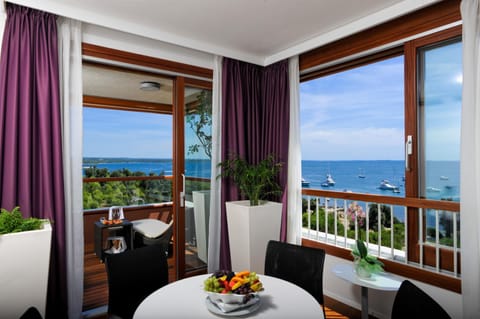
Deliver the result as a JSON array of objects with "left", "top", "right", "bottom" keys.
[
  {"left": 261, "top": 61, "right": 290, "bottom": 240},
  {"left": 0, "top": 4, "right": 67, "bottom": 318},
  {"left": 220, "top": 58, "right": 289, "bottom": 270}
]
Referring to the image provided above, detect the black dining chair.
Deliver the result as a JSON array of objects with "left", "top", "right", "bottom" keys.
[
  {"left": 105, "top": 244, "right": 169, "bottom": 319},
  {"left": 19, "top": 307, "right": 43, "bottom": 319},
  {"left": 264, "top": 240, "right": 326, "bottom": 317},
  {"left": 391, "top": 280, "right": 451, "bottom": 319}
]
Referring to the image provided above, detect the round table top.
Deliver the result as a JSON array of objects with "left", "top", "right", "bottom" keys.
[
  {"left": 134, "top": 273, "right": 325, "bottom": 319},
  {"left": 332, "top": 263, "right": 402, "bottom": 291}
]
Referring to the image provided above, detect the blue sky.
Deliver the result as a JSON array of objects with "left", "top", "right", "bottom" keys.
[
  {"left": 83, "top": 108, "right": 173, "bottom": 158},
  {"left": 84, "top": 42, "right": 462, "bottom": 161},
  {"left": 300, "top": 56, "right": 405, "bottom": 161},
  {"left": 300, "top": 41, "right": 462, "bottom": 161}
]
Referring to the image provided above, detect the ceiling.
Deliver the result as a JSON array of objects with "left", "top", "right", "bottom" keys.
[
  {"left": 83, "top": 64, "right": 174, "bottom": 105},
  {"left": 8, "top": 0, "right": 442, "bottom": 106},
  {"left": 8, "top": 0, "right": 440, "bottom": 66}
]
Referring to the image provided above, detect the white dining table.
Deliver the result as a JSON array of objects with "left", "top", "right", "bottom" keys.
[
  {"left": 134, "top": 273, "right": 325, "bottom": 319},
  {"left": 332, "top": 263, "right": 402, "bottom": 319}
]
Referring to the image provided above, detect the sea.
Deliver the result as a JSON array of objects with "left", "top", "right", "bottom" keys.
[
  {"left": 83, "top": 158, "right": 459, "bottom": 224},
  {"left": 83, "top": 158, "right": 460, "bottom": 225},
  {"left": 83, "top": 158, "right": 459, "bottom": 201}
]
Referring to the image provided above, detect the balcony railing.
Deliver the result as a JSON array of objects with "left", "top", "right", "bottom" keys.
[{"left": 301, "top": 188, "right": 460, "bottom": 279}]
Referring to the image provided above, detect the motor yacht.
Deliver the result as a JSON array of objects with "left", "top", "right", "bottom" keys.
[{"left": 378, "top": 179, "right": 397, "bottom": 190}]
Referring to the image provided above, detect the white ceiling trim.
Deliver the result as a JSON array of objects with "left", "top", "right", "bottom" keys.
[
  {"left": 7, "top": 0, "right": 442, "bottom": 66},
  {"left": 6, "top": 0, "right": 264, "bottom": 65},
  {"left": 265, "top": 0, "right": 441, "bottom": 65}
]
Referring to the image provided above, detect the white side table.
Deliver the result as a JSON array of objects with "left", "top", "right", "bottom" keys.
[{"left": 332, "top": 263, "right": 402, "bottom": 319}]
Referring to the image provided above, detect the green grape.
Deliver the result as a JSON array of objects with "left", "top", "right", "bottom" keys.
[{"left": 203, "top": 276, "right": 219, "bottom": 292}]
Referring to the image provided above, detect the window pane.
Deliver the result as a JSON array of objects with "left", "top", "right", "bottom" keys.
[
  {"left": 184, "top": 87, "right": 212, "bottom": 270},
  {"left": 83, "top": 108, "right": 173, "bottom": 208},
  {"left": 418, "top": 38, "right": 462, "bottom": 248},
  {"left": 300, "top": 56, "right": 405, "bottom": 196},
  {"left": 418, "top": 38, "right": 462, "bottom": 202}
]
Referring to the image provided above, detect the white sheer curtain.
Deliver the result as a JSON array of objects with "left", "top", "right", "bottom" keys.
[
  {"left": 208, "top": 55, "right": 223, "bottom": 272},
  {"left": 460, "top": 1, "right": 480, "bottom": 318},
  {"left": 58, "top": 17, "right": 84, "bottom": 319},
  {"left": 287, "top": 56, "right": 302, "bottom": 245}
]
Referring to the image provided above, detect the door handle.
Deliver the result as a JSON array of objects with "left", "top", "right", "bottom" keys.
[
  {"left": 180, "top": 173, "right": 185, "bottom": 207},
  {"left": 405, "top": 135, "right": 413, "bottom": 171}
]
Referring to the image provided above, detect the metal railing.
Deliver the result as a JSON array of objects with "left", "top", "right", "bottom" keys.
[{"left": 302, "top": 188, "right": 460, "bottom": 278}]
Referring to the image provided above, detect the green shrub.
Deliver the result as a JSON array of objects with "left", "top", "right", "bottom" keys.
[
  {"left": 0, "top": 207, "right": 44, "bottom": 234},
  {"left": 302, "top": 209, "right": 345, "bottom": 235}
]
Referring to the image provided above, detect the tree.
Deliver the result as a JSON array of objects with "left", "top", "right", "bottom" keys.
[
  {"left": 186, "top": 90, "right": 212, "bottom": 158},
  {"left": 368, "top": 204, "right": 398, "bottom": 229}
]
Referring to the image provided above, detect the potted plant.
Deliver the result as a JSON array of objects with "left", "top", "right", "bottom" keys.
[
  {"left": 217, "top": 153, "right": 282, "bottom": 206},
  {"left": 218, "top": 154, "right": 283, "bottom": 273},
  {"left": 0, "top": 207, "right": 52, "bottom": 318},
  {"left": 351, "top": 239, "right": 384, "bottom": 278}
]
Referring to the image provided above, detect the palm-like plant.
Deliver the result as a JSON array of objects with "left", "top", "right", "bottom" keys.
[{"left": 217, "top": 154, "right": 282, "bottom": 206}]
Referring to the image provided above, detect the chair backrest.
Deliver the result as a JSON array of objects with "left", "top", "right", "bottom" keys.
[
  {"left": 19, "top": 307, "right": 43, "bottom": 319},
  {"left": 264, "top": 240, "right": 326, "bottom": 312},
  {"left": 105, "top": 244, "right": 169, "bottom": 319},
  {"left": 391, "top": 280, "right": 451, "bottom": 319}
]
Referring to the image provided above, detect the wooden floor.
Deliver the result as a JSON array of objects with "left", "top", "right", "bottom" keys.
[{"left": 83, "top": 251, "right": 369, "bottom": 319}]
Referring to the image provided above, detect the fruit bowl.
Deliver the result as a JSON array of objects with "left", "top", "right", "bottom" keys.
[
  {"left": 203, "top": 270, "right": 263, "bottom": 305},
  {"left": 205, "top": 291, "right": 258, "bottom": 305}
]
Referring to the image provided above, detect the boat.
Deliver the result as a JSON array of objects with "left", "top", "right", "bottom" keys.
[
  {"left": 358, "top": 168, "right": 366, "bottom": 178},
  {"left": 440, "top": 176, "right": 449, "bottom": 180},
  {"left": 321, "top": 173, "right": 335, "bottom": 186},
  {"left": 378, "top": 179, "right": 397, "bottom": 190},
  {"left": 427, "top": 186, "right": 441, "bottom": 192},
  {"left": 301, "top": 178, "right": 310, "bottom": 187}
]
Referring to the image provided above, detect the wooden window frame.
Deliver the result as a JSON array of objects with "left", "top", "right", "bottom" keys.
[
  {"left": 299, "top": 0, "right": 462, "bottom": 293},
  {"left": 405, "top": 25, "right": 462, "bottom": 280},
  {"left": 82, "top": 43, "right": 213, "bottom": 280}
]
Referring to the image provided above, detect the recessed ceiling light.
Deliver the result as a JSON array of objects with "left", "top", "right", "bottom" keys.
[{"left": 140, "top": 81, "right": 161, "bottom": 91}]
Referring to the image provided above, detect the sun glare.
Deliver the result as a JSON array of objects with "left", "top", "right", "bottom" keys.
[{"left": 454, "top": 73, "right": 463, "bottom": 84}]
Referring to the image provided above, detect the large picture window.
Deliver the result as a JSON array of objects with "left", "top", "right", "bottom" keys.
[{"left": 299, "top": 25, "right": 462, "bottom": 292}]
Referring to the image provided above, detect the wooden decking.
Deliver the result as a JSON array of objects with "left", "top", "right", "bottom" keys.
[{"left": 83, "top": 249, "right": 368, "bottom": 319}]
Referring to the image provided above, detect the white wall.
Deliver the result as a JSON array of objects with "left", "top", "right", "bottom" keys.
[
  {"left": 0, "top": 9, "right": 214, "bottom": 73},
  {"left": 324, "top": 255, "right": 462, "bottom": 319},
  {"left": 82, "top": 23, "right": 214, "bottom": 72}
]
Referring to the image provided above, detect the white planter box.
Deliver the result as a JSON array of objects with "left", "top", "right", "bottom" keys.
[
  {"left": 0, "top": 222, "right": 52, "bottom": 318},
  {"left": 193, "top": 190, "right": 210, "bottom": 263},
  {"left": 226, "top": 200, "right": 282, "bottom": 274}
]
